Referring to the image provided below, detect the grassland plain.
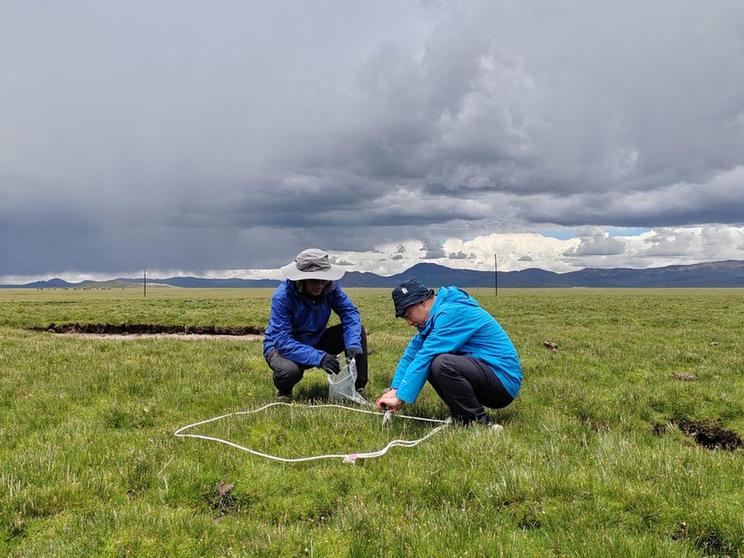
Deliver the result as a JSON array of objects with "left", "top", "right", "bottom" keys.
[{"left": 1, "top": 287, "right": 743, "bottom": 557}]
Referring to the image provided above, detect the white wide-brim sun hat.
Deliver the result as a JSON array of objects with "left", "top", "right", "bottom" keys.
[{"left": 280, "top": 248, "right": 346, "bottom": 281}]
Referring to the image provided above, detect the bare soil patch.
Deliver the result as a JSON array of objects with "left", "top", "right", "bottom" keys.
[
  {"left": 29, "top": 323, "right": 263, "bottom": 341},
  {"left": 675, "top": 418, "right": 742, "bottom": 451},
  {"left": 204, "top": 481, "right": 252, "bottom": 517},
  {"left": 542, "top": 341, "right": 558, "bottom": 352}
]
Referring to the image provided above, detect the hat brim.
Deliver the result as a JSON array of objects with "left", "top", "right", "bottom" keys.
[{"left": 280, "top": 262, "right": 346, "bottom": 281}]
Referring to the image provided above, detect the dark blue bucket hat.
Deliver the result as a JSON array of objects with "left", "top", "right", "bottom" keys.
[{"left": 392, "top": 278, "right": 435, "bottom": 317}]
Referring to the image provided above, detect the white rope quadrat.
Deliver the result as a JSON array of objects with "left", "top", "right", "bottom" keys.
[{"left": 174, "top": 402, "right": 450, "bottom": 464}]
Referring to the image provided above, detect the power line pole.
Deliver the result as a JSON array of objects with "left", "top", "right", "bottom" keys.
[
  {"left": 494, "top": 254, "right": 498, "bottom": 296},
  {"left": 144, "top": 267, "right": 147, "bottom": 298}
]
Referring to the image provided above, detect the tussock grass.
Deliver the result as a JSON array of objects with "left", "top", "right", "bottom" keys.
[{"left": 1, "top": 288, "right": 743, "bottom": 557}]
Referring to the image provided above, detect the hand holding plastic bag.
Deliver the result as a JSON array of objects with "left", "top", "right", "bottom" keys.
[{"left": 320, "top": 354, "right": 340, "bottom": 374}]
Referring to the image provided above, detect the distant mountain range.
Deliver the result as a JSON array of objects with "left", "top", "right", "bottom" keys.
[{"left": 3, "top": 260, "right": 744, "bottom": 289}]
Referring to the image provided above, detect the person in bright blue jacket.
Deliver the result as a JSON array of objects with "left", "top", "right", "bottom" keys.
[
  {"left": 376, "top": 278, "right": 522, "bottom": 427},
  {"left": 263, "top": 249, "right": 367, "bottom": 402}
]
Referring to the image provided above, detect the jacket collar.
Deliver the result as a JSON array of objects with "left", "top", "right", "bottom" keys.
[{"left": 418, "top": 288, "right": 444, "bottom": 336}]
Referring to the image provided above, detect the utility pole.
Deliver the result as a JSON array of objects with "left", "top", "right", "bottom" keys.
[
  {"left": 494, "top": 254, "right": 498, "bottom": 296},
  {"left": 144, "top": 267, "right": 147, "bottom": 298}
]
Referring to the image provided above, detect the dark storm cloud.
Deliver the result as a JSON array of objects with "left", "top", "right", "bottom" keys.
[
  {"left": 228, "top": 180, "right": 492, "bottom": 228},
  {"left": 448, "top": 251, "right": 469, "bottom": 260},
  {"left": 346, "top": 2, "right": 744, "bottom": 192},
  {"left": 563, "top": 228, "right": 626, "bottom": 257},
  {"left": 0, "top": 204, "right": 305, "bottom": 275},
  {"left": 421, "top": 238, "right": 446, "bottom": 259},
  {"left": 2, "top": 0, "right": 744, "bottom": 276},
  {"left": 637, "top": 229, "right": 697, "bottom": 258},
  {"left": 521, "top": 167, "right": 744, "bottom": 227}
]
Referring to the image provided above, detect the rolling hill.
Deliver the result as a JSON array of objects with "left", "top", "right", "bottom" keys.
[{"left": 3, "top": 260, "right": 744, "bottom": 288}]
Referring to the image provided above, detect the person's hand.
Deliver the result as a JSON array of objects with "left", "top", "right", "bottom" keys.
[
  {"left": 320, "top": 354, "right": 341, "bottom": 374},
  {"left": 376, "top": 388, "right": 403, "bottom": 411},
  {"left": 345, "top": 347, "right": 363, "bottom": 361}
]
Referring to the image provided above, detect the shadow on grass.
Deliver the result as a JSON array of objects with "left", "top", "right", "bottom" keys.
[{"left": 295, "top": 381, "right": 330, "bottom": 403}]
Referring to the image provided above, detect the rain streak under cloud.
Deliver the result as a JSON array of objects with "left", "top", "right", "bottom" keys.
[{"left": 2, "top": 0, "right": 744, "bottom": 281}]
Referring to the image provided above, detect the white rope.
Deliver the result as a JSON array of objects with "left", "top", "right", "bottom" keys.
[{"left": 174, "top": 402, "right": 450, "bottom": 464}]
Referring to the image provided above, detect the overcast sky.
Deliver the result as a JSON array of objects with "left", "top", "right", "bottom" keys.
[{"left": 2, "top": 0, "right": 744, "bottom": 282}]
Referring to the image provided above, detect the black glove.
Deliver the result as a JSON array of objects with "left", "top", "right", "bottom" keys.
[
  {"left": 320, "top": 354, "right": 340, "bottom": 375},
  {"left": 345, "top": 347, "right": 363, "bottom": 361}
]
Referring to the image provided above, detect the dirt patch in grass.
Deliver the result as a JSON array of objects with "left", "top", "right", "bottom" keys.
[
  {"left": 203, "top": 481, "right": 253, "bottom": 516},
  {"left": 651, "top": 422, "right": 669, "bottom": 436},
  {"left": 29, "top": 323, "right": 264, "bottom": 340},
  {"left": 674, "top": 522, "right": 741, "bottom": 556},
  {"left": 672, "top": 372, "right": 698, "bottom": 381},
  {"left": 675, "top": 418, "right": 742, "bottom": 451}
]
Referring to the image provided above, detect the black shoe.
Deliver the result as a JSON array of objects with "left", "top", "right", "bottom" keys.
[
  {"left": 275, "top": 390, "right": 292, "bottom": 404},
  {"left": 355, "top": 387, "right": 369, "bottom": 403}
]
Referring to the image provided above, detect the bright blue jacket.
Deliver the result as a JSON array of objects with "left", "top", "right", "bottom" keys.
[
  {"left": 391, "top": 287, "right": 522, "bottom": 404},
  {"left": 263, "top": 280, "right": 362, "bottom": 367}
]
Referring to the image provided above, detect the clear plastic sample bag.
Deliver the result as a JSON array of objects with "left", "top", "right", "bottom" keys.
[{"left": 327, "top": 354, "right": 368, "bottom": 405}]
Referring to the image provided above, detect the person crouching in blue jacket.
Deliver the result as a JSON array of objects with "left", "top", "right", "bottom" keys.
[
  {"left": 263, "top": 249, "right": 368, "bottom": 403},
  {"left": 375, "top": 279, "right": 522, "bottom": 428}
]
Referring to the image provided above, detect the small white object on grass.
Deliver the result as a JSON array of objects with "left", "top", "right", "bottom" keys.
[{"left": 382, "top": 409, "right": 393, "bottom": 426}]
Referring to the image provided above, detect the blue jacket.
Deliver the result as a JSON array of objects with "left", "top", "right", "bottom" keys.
[
  {"left": 391, "top": 287, "right": 522, "bottom": 404},
  {"left": 263, "top": 280, "right": 362, "bottom": 366}
]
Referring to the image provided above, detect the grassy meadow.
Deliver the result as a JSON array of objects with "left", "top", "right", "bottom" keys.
[{"left": 1, "top": 287, "right": 743, "bottom": 557}]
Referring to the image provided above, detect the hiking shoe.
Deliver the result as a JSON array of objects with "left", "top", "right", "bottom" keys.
[
  {"left": 355, "top": 388, "right": 369, "bottom": 403},
  {"left": 275, "top": 390, "right": 292, "bottom": 404}
]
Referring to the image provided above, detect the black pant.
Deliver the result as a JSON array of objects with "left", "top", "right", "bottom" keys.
[
  {"left": 428, "top": 353, "right": 513, "bottom": 424},
  {"left": 266, "top": 324, "right": 368, "bottom": 393}
]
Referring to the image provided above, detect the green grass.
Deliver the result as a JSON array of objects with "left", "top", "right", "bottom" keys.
[{"left": 1, "top": 287, "right": 743, "bottom": 557}]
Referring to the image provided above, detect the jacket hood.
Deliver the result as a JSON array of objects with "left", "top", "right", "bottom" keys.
[
  {"left": 434, "top": 286, "right": 474, "bottom": 307},
  {"left": 419, "top": 286, "right": 474, "bottom": 334}
]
